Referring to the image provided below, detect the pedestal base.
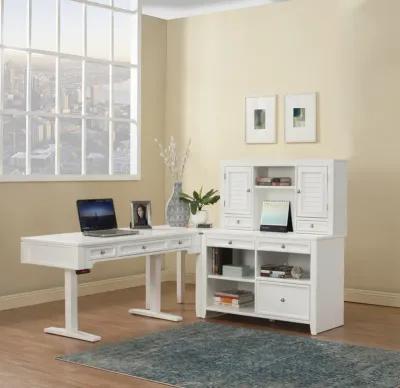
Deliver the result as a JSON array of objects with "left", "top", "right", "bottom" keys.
[
  {"left": 44, "top": 327, "right": 102, "bottom": 342},
  {"left": 128, "top": 309, "right": 183, "bottom": 322}
]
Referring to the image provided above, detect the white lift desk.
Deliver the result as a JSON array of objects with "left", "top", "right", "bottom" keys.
[{"left": 21, "top": 227, "right": 202, "bottom": 342}]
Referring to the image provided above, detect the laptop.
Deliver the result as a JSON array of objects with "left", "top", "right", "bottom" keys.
[{"left": 77, "top": 198, "right": 139, "bottom": 237}]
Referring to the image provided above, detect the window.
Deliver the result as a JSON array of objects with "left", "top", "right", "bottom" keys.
[{"left": 0, "top": 0, "right": 140, "bottom": 181}]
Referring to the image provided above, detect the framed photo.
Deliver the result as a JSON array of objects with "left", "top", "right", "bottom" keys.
[
  {"left": 131, "top": 201, "right": 152, "bottom": 229},
  {"left": 245, "top": 96, "right": 277, "bottom": 144},
  {"left": 285, "top": 93, "right": 317, "bottom": 143}
]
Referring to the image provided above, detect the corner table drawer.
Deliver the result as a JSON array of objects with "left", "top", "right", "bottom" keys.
[
  {"left": 88, "top": 246, "right": 117, "bottom": 261},
  {"left": 207, "top": 236, "right": 254, "bottom": 250},
  {"left": 255, "top": 281, "right": 310, "bottom": 322},
  {"left": 168, "top": 237, "right": 192, "bottom": 250},
  {"left": 118, "top": 240, "right": 167, "bottom": 257},
  {"left": 257, "top": 239, "right": 310, "bottom": 254}
]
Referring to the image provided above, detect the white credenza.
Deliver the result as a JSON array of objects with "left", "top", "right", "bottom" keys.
[{"left": 195, "top": 159, "right": 347, "bottom": 335}]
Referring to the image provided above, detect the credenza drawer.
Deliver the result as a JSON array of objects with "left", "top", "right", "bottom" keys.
[
  {"left": 88, "top": 246, "right": 117, "bottom": 261},
  {"left": 118, "top": 240, "right": 167, "bottom": 256},
  {"left": 255, "top": 281, "right": 310, "bottom": 322},
  {"left": 296, "top": 220, "right": 329, "bottom": 234},
  {"left": 257, "top": 239, "right": 310, "bottom": 254},
  {"left": 207, "top": 236, "right": 255, "bottom": 250},
  {"left": 223, "top": 216, "right": 253, "bottom": 230},
  {"left": 168, "top": 237, "right": 192, "bottom": 250}
]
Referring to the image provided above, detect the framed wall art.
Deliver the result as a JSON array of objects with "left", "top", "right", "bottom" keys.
[
  {"left": 245, "top": 96, "right": 277, "bottom": 144},
  {"left": 285, "top": 93, "right": 317, "bottom": 143}
]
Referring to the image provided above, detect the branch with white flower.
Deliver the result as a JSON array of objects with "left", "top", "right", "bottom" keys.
[{"left": 154, "top": 136, "right": 191, "bottom": 182}]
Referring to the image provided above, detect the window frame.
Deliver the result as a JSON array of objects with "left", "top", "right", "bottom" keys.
[{"left": 0, "top": 0, "right": 141, "bottom": 182}]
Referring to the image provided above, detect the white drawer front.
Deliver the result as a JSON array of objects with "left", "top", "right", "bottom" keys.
[
  {"left": 88, "top": 246, "right": 117, "bottom": 261},
  {"left": 118, "top": 240, "right": 167, "bottom": 256},
  {"left": 255, "top": 281, "right": 310, "bottom": 322},
  {"left": 168, "top": 237, "right": 192, "bottom": 250},
  {"left": 257, "top": 239, "right": 310, "bottom": 254},
  {"left": 223, "top": 216, "right": 253, "bottom": 230},
  {"left": 207, "top": 236, "right": 254, "bottom": 250},
  {"left": 296, "top": 220, "right": 329, "bottom": 234}
]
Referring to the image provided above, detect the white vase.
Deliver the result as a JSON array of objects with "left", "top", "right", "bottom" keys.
[{"left": 191, "top": 210, "right": 208, "bottom": 226}]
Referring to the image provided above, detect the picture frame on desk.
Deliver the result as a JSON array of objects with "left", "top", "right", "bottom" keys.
[
  {"left": 260, "top": 200, "right": 293, "bottom": 233},
  {"left": 131, "top": 201, "right": 152, "bottom": 229}
]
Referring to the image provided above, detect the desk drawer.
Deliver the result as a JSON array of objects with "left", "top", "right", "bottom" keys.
[
  {"left": 255, "top": 281, "right": 310, "bottom": 322},
  {"left": 168, "top": 237, "right": 192, "bottom": 250},
  {"left": 118, "top": 240, "right": 167, "bottom": 256},
  {"left": 257, "top": 239, "right": 310, "bottom": 254},
  {"left": 207, "top": 236, "right": 254, "bottom": 250},
  {"left": 224, "top": 216, "right": 253, "bottom": 230},
  {"left": 296, "top": 220, "right": 329, "bottom": 234},
  {"left": 88, "top": 246, "right": 117, "bottom": 261}
]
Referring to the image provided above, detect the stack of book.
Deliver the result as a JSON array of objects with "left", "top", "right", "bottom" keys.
[
  {"left": 256, "top": 177, "right": 292, "bottom": 186},
  {"left": 256, "top": 177, "right": 272, "bottom": 186},
  {"left": 214, "top": 290, "right": 254, "bottom": 308},
  {"left": 271, "top": 177, "right": 292, "bottom": 186},
  {"left": 260, "top": 264, "right": 293, "bottom": 278},
  {"left": 211, "top": 248, "right": 233, "bottom": 275}
]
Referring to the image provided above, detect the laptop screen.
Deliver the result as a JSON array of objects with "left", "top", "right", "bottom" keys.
[{"left": 77, "top": 199, "right": 118, "bottom": 232}]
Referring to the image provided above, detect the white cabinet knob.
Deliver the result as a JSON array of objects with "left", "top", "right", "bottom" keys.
[
  {"left": 310, "top": 224, "right": 314, "bottom": 229},
  {"left": 228, "top": 240, "right": 233, "bottom": 245},
  {"left": 246, "top": 188, "right": 251, "bottom": 193},
  {"left": 142, "top": 245, "right": 147, "bottom": 250},
  {"left": 297, "top": 189, "right": 301, "bottom": 194},
  {"left": 100, "top": 250, "right": 106, "bottom": 255},
  {"left": 281, "top": 244, "right": 286, "bottom": 249},
  {"left": 280, "top": 298, "right": 286, "bottom": 303}
]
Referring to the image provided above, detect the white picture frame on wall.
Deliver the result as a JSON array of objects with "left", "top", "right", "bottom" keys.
[
  {"left": 285, "top": 93, "right": 317, "bottom": 143},
  {"left": 245, "top": 96, "right": 277, "bottom": 144}
]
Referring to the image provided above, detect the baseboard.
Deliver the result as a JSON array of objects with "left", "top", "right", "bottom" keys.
[
  {"left": 345, "top": 288, "right": 400, "bottom": 308},
  {"left": 0, "top": 270, "right": 177, "bottom": 312},
  {"left": 4, "top": 276, "right": 395, "bottom": 313}
]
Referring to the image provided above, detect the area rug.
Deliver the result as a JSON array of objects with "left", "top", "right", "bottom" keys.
[{"left": 57, "top": 322, "right": 400, "bottom": 387}]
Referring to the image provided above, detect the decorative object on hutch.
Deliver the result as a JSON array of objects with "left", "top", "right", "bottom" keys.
[
  {"left": 245, "top": 96, "right": 277, "bottom": 144},
  {"left": 285, "top": 93, "right": 317, "bottom": 143},
  {"left": 155, "top": 137, "right": 191, "bottom": 227},
  {"left": 180, "top": 188, "right": 220, "bottom": 227}
]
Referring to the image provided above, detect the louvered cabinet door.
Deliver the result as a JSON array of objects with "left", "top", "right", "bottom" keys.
[
  {"left": 224, "top": 167, "right": 253, "bottom": 215},
  {"left": 296, "top": 166, "right": 328, "bottom": 219}
]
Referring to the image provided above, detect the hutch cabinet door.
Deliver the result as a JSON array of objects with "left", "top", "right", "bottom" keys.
[
  {"left": 224, "top": 167, "right": 253, "bottom": 215},
  {"left": 296, "top": 166, "right": 328, "bottom": 218}
]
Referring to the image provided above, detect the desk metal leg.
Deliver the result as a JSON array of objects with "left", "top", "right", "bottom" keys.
[
  {"left": 145, "top": 256, "right": 150, "bottom": 309},
  {"left": 176, "top": 251, "right": 186, "bottom": 304},
  {"left": 44, "top": 269, "right": 102, "bottom": 342},
  {"left": 129, "top": 254, "right": 183, "bottom": 322}
]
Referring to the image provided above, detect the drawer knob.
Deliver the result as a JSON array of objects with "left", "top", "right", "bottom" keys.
[
  {"left": 237, "top": 219, "right": 241, "bottom": 224},
  {"left": 281, "top": 244, "right": 286, "bottom": 249},
  {"left": 142, "top": 245, "right": 147, "bottom": 250},
  {"left": 310, "top": 224, "right": 314, "bottom": 228},
  {"left": 228, "top": 240, "right": 233, "bottom": 245},
  {"left": 297, "top": 189, "right": 301, "bottom": 194},
  {"left": 178, "top": 240, "right": 183, "bottom": 245},
  {"left": 246, "top": 188, "right": 251, "bottom": 193},
  {"left": 280, "top": 297, "right": 286, "bottom": 303},
  {"left": 100, "top": 249, "right": 106, "bottom": 255}
]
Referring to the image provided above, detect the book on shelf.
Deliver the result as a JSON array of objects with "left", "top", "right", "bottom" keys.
[
  {"left": 260, "top": 264, "right": 293, "bottom": 278},
  {"left": 214, "top": 295, "right": 254, "bottom": 304},
  {"left": 211, "top": 248, "right": 233, "bottom": 275},
  {"left": 214, "top": 289, "right": 253, "bottom": 299}
]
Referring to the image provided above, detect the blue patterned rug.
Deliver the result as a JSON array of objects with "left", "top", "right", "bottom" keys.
[{"left": 57, "top": 322, "right": 400, "bottom": 387}]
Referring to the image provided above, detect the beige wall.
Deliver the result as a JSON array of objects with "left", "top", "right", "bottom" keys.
[
  {"left": 165, "top": 0, "right": 400, "bottom": 294},
  {"left": 0, "top": 16, "right": 167, "bottom": 296}
]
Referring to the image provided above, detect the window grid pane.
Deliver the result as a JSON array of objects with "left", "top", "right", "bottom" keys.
[{"left": 0, "top": 1, "right": 139, "bottom": 180}]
